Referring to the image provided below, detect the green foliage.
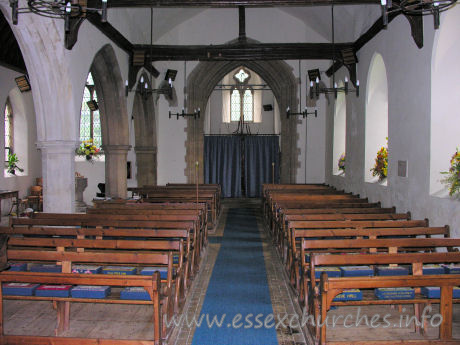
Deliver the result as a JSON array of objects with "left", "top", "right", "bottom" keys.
[
  {"left": 441, "top": 148, "right": 460, "bottom": 197},
  {"left": 6, "top": 153, "right": 24, "bottom": 175},
  {"left": 338, "top": 153, "right": 345, "bottom": 172},
  {"left": 371, "top": 143, "right": 388, "bottom": 181}
]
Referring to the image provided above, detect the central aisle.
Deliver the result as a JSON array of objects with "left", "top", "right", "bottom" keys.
[{"left": 191, "top": 207, "right": 278, "bottom": 345}]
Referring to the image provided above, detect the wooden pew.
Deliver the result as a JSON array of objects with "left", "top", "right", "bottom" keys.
[
  {"left": 276, "top": 212, "right": 412, "bottom": 258},
  {"left": 90, "top": 201, "right": 209, "bottom": 230},
  {"left": 129, "top": 187, "right": 218, "bottom": 226},
  {"left": 10, "top": 216, "right": 200, "bottom": 278},
  {"left": 86, "top": 208, "right": 207, "bottom": 238},
  {"left": 0, "top": 225, "right": 189, "bottom": 312},
  {"left": 0, "top": 232, "right": 174, "bottom": 345},
  {"left": 31, "top": 212, "right": 206, "bottom": 256},
  {"left": 309, "top": 250, "right": 460, "bottom": 345},
  {"left": 165, "top": 183, "right": 221, "bottom": 212},
  {"left": 303, "top": 238, "right": 460, "bottom": 337},
  {"left": 287, "top": 219, "right": 430, "bottom": 289}
]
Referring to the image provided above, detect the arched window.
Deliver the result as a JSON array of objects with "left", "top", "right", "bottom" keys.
[
  {"left": 365, "top": 53, "right": 388, "bottom": 184},
  {"left": 430, "top": 5, "right": 460, "bottom": 196},
  {"left": 332, "top": 82, "right": 346, "bottom": 175},
  {"left": 80, "top": 73, "right": 102, "bottom": 149},
  {"left": 230, "top": 68, "right": 254, "bottom": 122},
  {"left": 4, "top": 98, "right": 13, "bottom": 162}
]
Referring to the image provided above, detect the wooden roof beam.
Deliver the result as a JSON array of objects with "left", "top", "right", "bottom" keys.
[
  {"left": 102, "top": 0, "right": 379, "bottom": 7},
  {"left": 135, "top": 42, "right": 354, "bottom": 61}
]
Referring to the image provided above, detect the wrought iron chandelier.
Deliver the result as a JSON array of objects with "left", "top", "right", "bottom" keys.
[
  {"left": 381, "top": 0, "right": 457, "bottom": 29},
  {"left": 308, "top": 2, "right": 359, "bottom": 100},
  {"left": 9, "top": 0, "right": 108, "bottom": 26}
]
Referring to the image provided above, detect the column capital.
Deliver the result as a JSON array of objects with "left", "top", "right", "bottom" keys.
[
  {"left": 134, "top": 146, "right": 157, "bottom": 154},
  {"left": 101, "top": 144, "right": 131, "bottom": 154},
  {"left": 36, "top": 140, "right": 79, "bottom": 154}
]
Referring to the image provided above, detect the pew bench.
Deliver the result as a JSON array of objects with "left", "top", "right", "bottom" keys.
[
  {"left": 287, "top": 219, "right": 430, "bottom": 290},
  {"left": 310, "top": 252, "right": 460, "bottom": 345},
  {"left": 0, "top": 225, "right": 190, "bottom": 308},
  {"left": 10, "top": 217, "right": 201, "bottom": 276},
  {"left": 0, "top": 234, "right": 176, "bottom": 345}
]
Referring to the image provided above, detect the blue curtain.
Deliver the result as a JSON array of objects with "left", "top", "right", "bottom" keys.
[
  {"left": 204, "top": 136, "right": 242, "bottom": 198},
  {"left": 244, "top": 136, "right": 280, "bottom": 197}
]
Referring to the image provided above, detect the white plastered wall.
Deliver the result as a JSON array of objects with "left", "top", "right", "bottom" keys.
[
  {"left": 0, "top": 66, "right": 41, "bottom": 215},
  {"left": 153, "top": 8, "right": 328, "bottom": 184},
  {"left": 430, "top": 5, "right": 460, "bottom": 197},
  {"left": 325, "top": 12, "right": 460, "bottom": 238}
]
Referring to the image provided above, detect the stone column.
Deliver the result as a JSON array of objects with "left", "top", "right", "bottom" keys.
[
  {"left": 134, "top": 146, "right": 157, "bottom": 187},
  {"left": 102, "top": 144, "right": 131, "bottom": 199},
  {"left": 37, "top": 140, "right": 77, "bottom": 213}
]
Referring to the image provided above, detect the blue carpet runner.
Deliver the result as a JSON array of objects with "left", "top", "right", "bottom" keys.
[{"left": 191, "top": 208, "right": 278, "bottom": 345}]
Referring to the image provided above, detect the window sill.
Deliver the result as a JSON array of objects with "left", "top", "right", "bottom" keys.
[
  {"left": 75, "top": 155, "right": 105, "bottom": 163},
  {"left": 430, "top": 188, "right": 460, "bottom": 201},
  {"left": 3, "top": 170, "right": 27, "bottom": 178},
  {"left": 365, "top": 176, "right": 388, "bottom": 186}
]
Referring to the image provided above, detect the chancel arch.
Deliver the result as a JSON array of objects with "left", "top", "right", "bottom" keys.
[
  {"left": 89, "top": 44, "right": 130, "bottom": 198},
  {"left": 185, "top": 41, "right": 298, "bottom": 184}
]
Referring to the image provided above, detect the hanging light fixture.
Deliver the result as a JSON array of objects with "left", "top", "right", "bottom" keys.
[
  {"left": 287, "top": 60, "right": 317, "bottom": 119},
  {"left": 125, "top": 6, "right": 175, "bottom": 100},
  {"left": 168, "top": 61, "right": 200, "bottom": 120},
  {"left": 381, "top": 0, "right": 457, "bottom": 30},
  {"left": 9, "top": 0, "right": 108, "bottom": 26},
  {"left": 308, "top": 2, "right": 359, "bottom": 100}
]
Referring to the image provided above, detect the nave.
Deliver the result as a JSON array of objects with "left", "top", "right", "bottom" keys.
[{"left": 2, "top": 187, "right": 459, "bottom": 345}]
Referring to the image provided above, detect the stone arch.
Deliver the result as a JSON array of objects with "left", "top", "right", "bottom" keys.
[
  {"left": 185, "top": 54, "right": 298, "bottom": 184},
  {"left": 132, "top": 72, "right": 157, "bottom": 186},
  {"left": 0, "top": 4, "right": 79, "bottom": 212},
  {"left": 90, "top": 44, "right": 130, "bottom": 198},
  {"left": 429, "top": 5, "right": 460, "bottom": 195},
  {"left": 365, "top": 52, "right": 388, "bottom": 183}
]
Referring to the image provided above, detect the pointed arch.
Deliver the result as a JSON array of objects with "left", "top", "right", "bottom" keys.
[
  {"left": 185, "top": 43, "right": 298, "bottom": 183},
  {"left": 90, "top": 44, "right": 130, "bottom": 198},
  {"left": 365, "top": 52, "right": 389, "bottom": 183}
]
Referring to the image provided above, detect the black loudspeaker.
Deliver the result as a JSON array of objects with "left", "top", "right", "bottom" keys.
[{"left": 263, "top": 104, "right": 273, "bottom": 111}]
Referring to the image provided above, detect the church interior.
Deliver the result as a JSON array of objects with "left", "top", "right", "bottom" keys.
[{"left": 0, "top": 0, "right": 459, "bottom": 344}]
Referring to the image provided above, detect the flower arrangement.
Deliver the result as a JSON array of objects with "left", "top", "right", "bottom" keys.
[
  {"left": 76, "top": 139, "right": 101, "bottom": 162},
  {"left": 441, "top": 148, "right": 460, "bottom": 196},
  {"left": 5, "top": 153, "right": 24, "bottom": 175},
  {"left": 371, "top": 144, "right": 388, "bottom": 181},
  {"left": 338, "top": 153, "right": 345, "bottom": 172}
]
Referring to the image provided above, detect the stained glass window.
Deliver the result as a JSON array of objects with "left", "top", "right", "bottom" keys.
[
  {"left": 234, "top": 69, "right": 249, "bottom": 83},
  {"left": 79, "top": 73, "right": 102, "bottom": 149},
  {"left": 243, "top": 89, "right": 253, "bottom": 122},
  {"left": 231, "top": 89, "right": 241, "bottom": 122},
  {"left": 4, "top": 98, "right": 13, "bottom": 162},
  {"left": 230, "top": 68, "right": 253, "bottom": 122}
]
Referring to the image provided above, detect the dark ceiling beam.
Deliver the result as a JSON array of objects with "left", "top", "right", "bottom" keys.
[
  {"left": 0, "top": 12, "right": 27, "bottom": 73},
  {"left": 326, "top": 11, "right": 399, "bottom": 76},
  {"left": 135, "top": 42, "right": 353, "bottom": 61},
  {"left": 104, "top": 0, "right": 379, "bottom": 7},
  {"left": 238, "top": 6, "right": 246, "bottom": 41},
  {"left": 86, "top": 12, "right": 134, "bottom": 53},
  {"left": 0, "top": 60, "right": 26, "bottom": 74},
  {"left": 354, "top": 12, "right": 399, "bottom": 51}
]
